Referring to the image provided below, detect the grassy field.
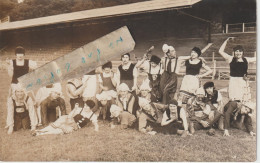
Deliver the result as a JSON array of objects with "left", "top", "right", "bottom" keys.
[{"left": 0, "top": 69, "right": 256, "bottom": 161}]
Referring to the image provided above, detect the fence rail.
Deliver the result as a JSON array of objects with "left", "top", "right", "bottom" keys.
[{"left": 224, "top": 22, "right": 256, "bottom": 33}]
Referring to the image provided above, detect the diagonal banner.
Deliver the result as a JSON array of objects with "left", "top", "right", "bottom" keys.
[{"left": 18, "top": 26, "right": 135, "bottom": 91}]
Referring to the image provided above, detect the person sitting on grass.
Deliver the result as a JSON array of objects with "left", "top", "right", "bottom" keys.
[
  {"left": 96, "top": 91, "right": 116, "bottom": 122},
  {"left": 110, "top": 104, "right": 136, "bottom": 129},
  {"left": 187, "top": 87, "right": 222, "bottom": 135},
  {"left": 147, "top": 99, "right": 189, "bottom": 136},
  {"left": 6, "top": 85, "right": 37, "bottom": 134},
  {"left": 32, "top": 100, "right": 98, "bottom": 136},
  {"left": 203, "top": 81, "right": 224, "bottom": 130},
  {"left": 223, "top": 101, "right": 256, "bottom": 137},
  {"left": 137, "top": 97, "right": 165, "bottom": 134}
]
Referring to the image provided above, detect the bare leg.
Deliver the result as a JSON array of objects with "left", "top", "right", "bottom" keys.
[
  {"left": 35, "top": 126, "right": 63, "bottom": 136},
  {"left": 37, "top": 106, "right": 42, "bottom": 125}
]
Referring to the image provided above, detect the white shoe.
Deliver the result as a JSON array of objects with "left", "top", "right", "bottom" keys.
[{"left": 147, "top": 131, "right": 157, "bottom": 135}]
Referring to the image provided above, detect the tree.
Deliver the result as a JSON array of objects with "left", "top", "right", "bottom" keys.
[{"left": 0, "top": 0, "right": 16, "bottom": 19}]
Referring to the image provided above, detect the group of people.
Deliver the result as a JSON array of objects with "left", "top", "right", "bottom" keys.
[{"left": 5, "top": 37, "right": 256, "bottom": 137}]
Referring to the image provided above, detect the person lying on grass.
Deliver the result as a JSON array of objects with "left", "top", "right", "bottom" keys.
[
  {"left": 32, "top": 100, "right": 98, "bottom": 136},
  {"left": 110, "top": 104, "right": 136, "bottom": 129},
  {"left": 187, "top": 87, "right": 222, "bottom": 135},
  {"left": 138, "top": 97, "right": 189, "bottom": 136},
  {"left": 6, "top": 84, "right": 37, "bottom": 134},
  {"left": 223, "top": 101, "right": 256, "bottom": 137}
]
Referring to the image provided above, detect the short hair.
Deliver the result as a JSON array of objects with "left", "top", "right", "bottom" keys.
[
  {"left": 121, "top": 53, "right": 130, "bottom": 60},
  {"left": 233, "top": 45, "right": 244, "bottom": 52},
  {"left": 15, "top": 46, "right": 25, "bottom": 55},
  {"left": 102, "top": 61, "right": 112, "bottom": 69},
  {"left": 85, "top": 100, "right": 96, "bottom": 109}
]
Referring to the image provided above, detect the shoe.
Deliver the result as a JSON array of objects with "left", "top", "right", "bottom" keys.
[
  {"left": 139, "top": 128, "right": 147, "bottom": 133},
  {"left": 181, "top": 130, "right": 188, "bottom": 137},
  {"left": 37, "top": 123, "right": 42, "bottom": 127},
  {"left": 147, "top": 131, "right": 157, "bottom": 135},
  {"left": 32, "top": 132, "right": 37, "bottom": 136}
]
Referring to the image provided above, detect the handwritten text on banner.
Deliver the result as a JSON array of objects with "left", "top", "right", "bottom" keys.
[{"left": 18, "top": 26, "right": 135, "bottom": 91}]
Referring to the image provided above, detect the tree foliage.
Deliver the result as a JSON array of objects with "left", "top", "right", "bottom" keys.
[{"left": 2, "top": 0, "right": 148, "bottom": 21}]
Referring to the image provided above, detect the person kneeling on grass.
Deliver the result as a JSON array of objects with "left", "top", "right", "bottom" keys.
[
  {"left": 96, "top": 91, "right": 116, "bottom": 122},
  {"left": 187, "top": 87, "right": 222, "bottom": 135},
  {"left": 32, "top": 100, "right": 98, "bottom": 136},
  {"left": 6, "top": 85, "right": 37, "bottom": 134},
  {"left": 138, "top": 98, "right": 189, "bottom": 136},
  {"left": 110, "top": 104, "right": 136, "bottom": 129},
  {"left": 223, "top": 101, "right": 256, "bottom": 137}
]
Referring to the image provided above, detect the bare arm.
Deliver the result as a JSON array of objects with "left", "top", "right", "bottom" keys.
[
  {"left": 29, "top": 60, "right": 38, "bottom": 69},
  {"left": 201, "top": 43, "right": 213, "bottom": 54},
  {"left": 198, "top": 63, "right": 213, "bottom": 78},
  {"left": 135, "top": 54, "right": 147, "bottom": 68},
  {"left": 7, "top": 60, "right": 13, "bottom": 77},
  {"left": 245, "top": 57, "right": 256, "bottom": 63},
  {"left": 161, "top": 111, "right": 174, "bottom": 126},
  {"left": 219, "top": 37, "right": 233, "bottom": 62}
]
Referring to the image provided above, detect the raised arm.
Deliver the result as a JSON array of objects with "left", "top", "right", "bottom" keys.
[
  {"left": 135, "top": 54, "right": 147, "bottom": 68},
  {"left": 219, "top": 37, "right": 234, "bottom": 62},
  {"left": 201, "top": 43, "right": 213, "bottom": 54}
]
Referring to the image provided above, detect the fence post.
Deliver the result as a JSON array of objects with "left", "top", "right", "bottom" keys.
[
  {"left": 226, "top": 24, "right": 228, "bottom": 33},
  {"left": 242, "top": 23, "right": 245, "bottom": 32},
  {"left": 212, "top": 52, "right": 215, "bottom": 79}
]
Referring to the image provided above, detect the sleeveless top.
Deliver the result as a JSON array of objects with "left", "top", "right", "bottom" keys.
[
  {"left": 12, "top": 96, "right": 29, "bottom": 114},
  {"left": 230, "top": 57, "right": 248, "bottom": 77},
  {"left": 100, "top": 73, "right": 115, "bottom": 90},
  {"left": 12, "top": 59, "right": 29, "bottom": 84},
  {"left": 118, "top": 63, "right": 135, "bottom": 81},
  {"left": 165, "top": 106, "right": 182, "bottom": 122},
  {"left": 185, "top": 59, "right": 202, "bottom": 75}
]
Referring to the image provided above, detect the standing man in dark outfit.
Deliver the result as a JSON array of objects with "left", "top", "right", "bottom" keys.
[{"left": 7, "top": 46, "right": 37, "bottom": 95}]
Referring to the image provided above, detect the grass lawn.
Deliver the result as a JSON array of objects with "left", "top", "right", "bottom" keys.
[{"left": 0, "top": 70, "right": 256, "bottom": 161}]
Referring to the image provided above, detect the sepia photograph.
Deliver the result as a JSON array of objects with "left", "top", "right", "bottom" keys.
[{"left": 0, "top": 0, "right": 257, "bottom": 161}]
